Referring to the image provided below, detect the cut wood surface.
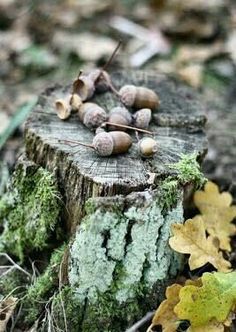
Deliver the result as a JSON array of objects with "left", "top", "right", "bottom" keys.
[{"left": 25, "top": 70, "right": 207, "bottom": 230}]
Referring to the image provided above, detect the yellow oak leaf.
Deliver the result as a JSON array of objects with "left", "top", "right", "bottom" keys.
[
  {"left": 187, "top": 319, "right": 224, "bottom": 332},
  {"left": 169, "top": 216, "right": 231, "bottom": 272},
  {"left": 194, "top": 181, "right": 236, "bottom": 251},
  {"left": 148, "top": 284, "right": 182, "bottom": 332},
  {"left": 174, "top": 272, "right": 236, "bottom": 327}
]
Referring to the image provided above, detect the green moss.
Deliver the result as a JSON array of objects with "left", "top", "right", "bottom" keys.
[
  {"left": 0, "top": 269, "right": 29, "bottom": 298},
  {"left": 169, "top": 153, "right": 206, "bottom": 188},
  {"left": 23, "top": 245, "right": 65, "bottom": 324},
  {"left": 52, "top": 286, "right": 83, "bottom": 331},
  {"left": 159, "top": 153, "right": 206, "bottom": 211},
  {"left": 159, "top": 178, "right": 179, "bottom": 211},
  {"left": 0, "top": 164, "right": 62, "bottom": 261}
]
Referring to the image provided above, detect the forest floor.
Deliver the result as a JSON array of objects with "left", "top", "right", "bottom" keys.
[{"left": 0, "top": 0, "right": 236, "bottom": 331}]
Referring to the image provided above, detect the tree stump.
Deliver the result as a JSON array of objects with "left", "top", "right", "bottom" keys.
[{"left": 24, "top": 70, "right": 207, "bottom": 331}]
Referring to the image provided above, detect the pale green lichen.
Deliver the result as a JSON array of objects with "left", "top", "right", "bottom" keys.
[
  {"left": 68, "top": 192, "right": 184, "bottom": 331},
  {"left": 0, "top": 165, "right": 62, "bottom": 261},
  {"left": 69, "top": 210, "right": 128, "bottom": 303}
]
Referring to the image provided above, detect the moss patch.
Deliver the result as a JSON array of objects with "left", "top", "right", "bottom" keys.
[
  {"left": 0, "top": 163, "right": 62, "bottom": 261},
  {"left": 159, "top": 153, "right": 206, "bottom": 211},
  {"left": 23, "top": 245, "right": 65, "bottom": 324},
  {"left": 169, "top": 153, "right": 206, "bottom": 187}
]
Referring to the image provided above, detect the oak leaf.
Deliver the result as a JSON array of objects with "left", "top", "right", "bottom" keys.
[
  {"left": 187, "top": 320, "right": 224, "bottom": 332},
  {"left": 194, "top": 181, "right": 236, "bottom": 251},
  {"left": 148, "top": 284, "right": 182, "bottom": 332},
  {"left": 174, "top": 272, "right": 236, "bottom": 327},
  {"left": 169, "top": 216, "right": 231, "bottom": 272}
]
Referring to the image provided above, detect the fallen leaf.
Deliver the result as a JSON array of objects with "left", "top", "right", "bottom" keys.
[
  {"left": 0, "top": 296, "right": 18, "bottom": 331},
  {"left": 194, "top": 181, "right": 236, "bottom": 251},
  {"left": 176, "top": 43, "right": 224, "bottom": 65},
  {"left": 177, "top": 64, "right": 203, "bottom": 88},
  {"left": 169, "top": 216, "right": 231, "bottom": 272},
  {"left": 187, "top": 319, "right": 224, "bottom": 332},
  {"left": 175, "top": 271, "right": 236, "bottom": 327},
  {"left": 53, "top": 31, "right": 117, "bottom": 62},
  {"left": 148, "top": 284, "right": 182, "bottom": 332}
]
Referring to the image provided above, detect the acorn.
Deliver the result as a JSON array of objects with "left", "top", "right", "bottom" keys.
[
  {"left": 93, "top": 131, "right": 132, "bottom": 156},
  {"left": 133, "top": 108, "right": 152, "bottom": 129},
  {"left": 138, "top": 137, "right": 158, "bottom": 157},
  {"left": 108, "top": 106, "right": 132, "bottom": 131},
  {"left": 70, "top": 94, "right": 82, "bottom": 112},
  {"left": 55, "top": 95, "right": 72, "bottom": 120},
  {"left": 60, "top": 131, "right": 132, "bottom": 157},
  {"left": 119, "top": 85, "right": 160, "bottom": 110},
  {"left": 78, "top": 102, "right": 107, "bottom": 130}
]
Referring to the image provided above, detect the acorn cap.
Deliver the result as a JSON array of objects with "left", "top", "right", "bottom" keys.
[
  {"left": 93, "top": 132, "right": 113, "bottom": 156},
  {"left": 72, "top": 75, "right": 95, "bottom": 101},
  {"left": 133, "top": 108, "right": 152, "bottom": 129},
  {"left": 70, "top": 94, "right": 82, "bottom": 112},
  {"left": 119, "top": 85, "right": 136, "bottom": 107},
  {"left": 55, "top": 96, "right": 71, "bottom": 120},
  {"left": 80, "top": 103, "right": 107, "bottom": 130},
  {"left": 108, "top": 106, "right": 132, "bottom": 131},
  {"left": 78, "top": 102, "right": 107, "bottom": 130}
]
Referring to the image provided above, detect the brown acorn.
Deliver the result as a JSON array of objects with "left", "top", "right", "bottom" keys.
[
  {"left": 119, "top": 85, "right": 160, "bottom": 110},
  {"left": 138, "top": 137, "right": 158, "bottom": 157},
  {"left": 60, "top": 131, "right": 132, "bottom": 157},
  {"left": 93, "top": 131, "right": 132, "bottom": 156},
  {"left": 133, "top": 108, "right": 152, "bottom": 129},
  {"left": 108, "top": 106, "right": 132, "bottom": 131},
  {"left": 55, "top": 95, "right": 72, "bottom": 120},
  {"left": 78, "top": 102, "right": 107, "bottom": 130}
]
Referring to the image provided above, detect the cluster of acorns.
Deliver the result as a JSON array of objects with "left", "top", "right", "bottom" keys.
[{"left": 54, "top": 45, "right": 160, "bottom": 158}]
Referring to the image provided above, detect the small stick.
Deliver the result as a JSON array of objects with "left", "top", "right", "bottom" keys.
[
  {"left": 58, "top": 139, "right": 94, "bottom": 150},
  {"left": 101, "top": 73, "right": 120, "bottom": 96},
  {"left": 102, "top": 39, "right": 122, "bottom": 72},
  {"left": 103, "top": 121, "right": 153, "bottom": 134},
  {"left": 125, "top": 311, "right": 155, "bottom": 332}
]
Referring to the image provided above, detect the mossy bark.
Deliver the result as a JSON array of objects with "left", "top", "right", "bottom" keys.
[{"left": 59, "top": 190, "right": 184, "bottom": 331}]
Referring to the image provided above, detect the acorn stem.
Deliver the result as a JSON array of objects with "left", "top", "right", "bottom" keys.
[
  {"left": 103, "top": 121, "right": 153, "bottom": 134},
  {"left": 102, "top": 40, "right": 122, "bottom": 72},
  {"left": 58, "top": 139, "right": 94, "bottom": 150}
]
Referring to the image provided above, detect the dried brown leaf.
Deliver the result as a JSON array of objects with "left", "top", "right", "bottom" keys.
[
  {"left": 169, "top": 216, "right": 231, "bottom": 272},
  {"left": 148, "top": 284, "right": 182, "bottom": 332},
  {"left": 0, "top": 296, "right": 17, "bottom": 332},
  {"left": 194, "top": 181, "right": 236, "bottom": 251}
]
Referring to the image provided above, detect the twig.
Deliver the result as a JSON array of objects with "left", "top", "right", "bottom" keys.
[
  {"left": 0, "top": 253, "right": 31, "bottom": 278},
  {"left": 102, "top": 40, "right": 122, "bottom": 72},
  {"left": 59, "top": 261, "right": 68, "bottom": 332},
  {"left": 125, "top": 311, "right": 155, "bottom": 332},
  {"left": 58, "top": 139, "right": 94, "bottom": 150},
  {"left": 103, "top": 122, "right": 153, "bottom": 134}
]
